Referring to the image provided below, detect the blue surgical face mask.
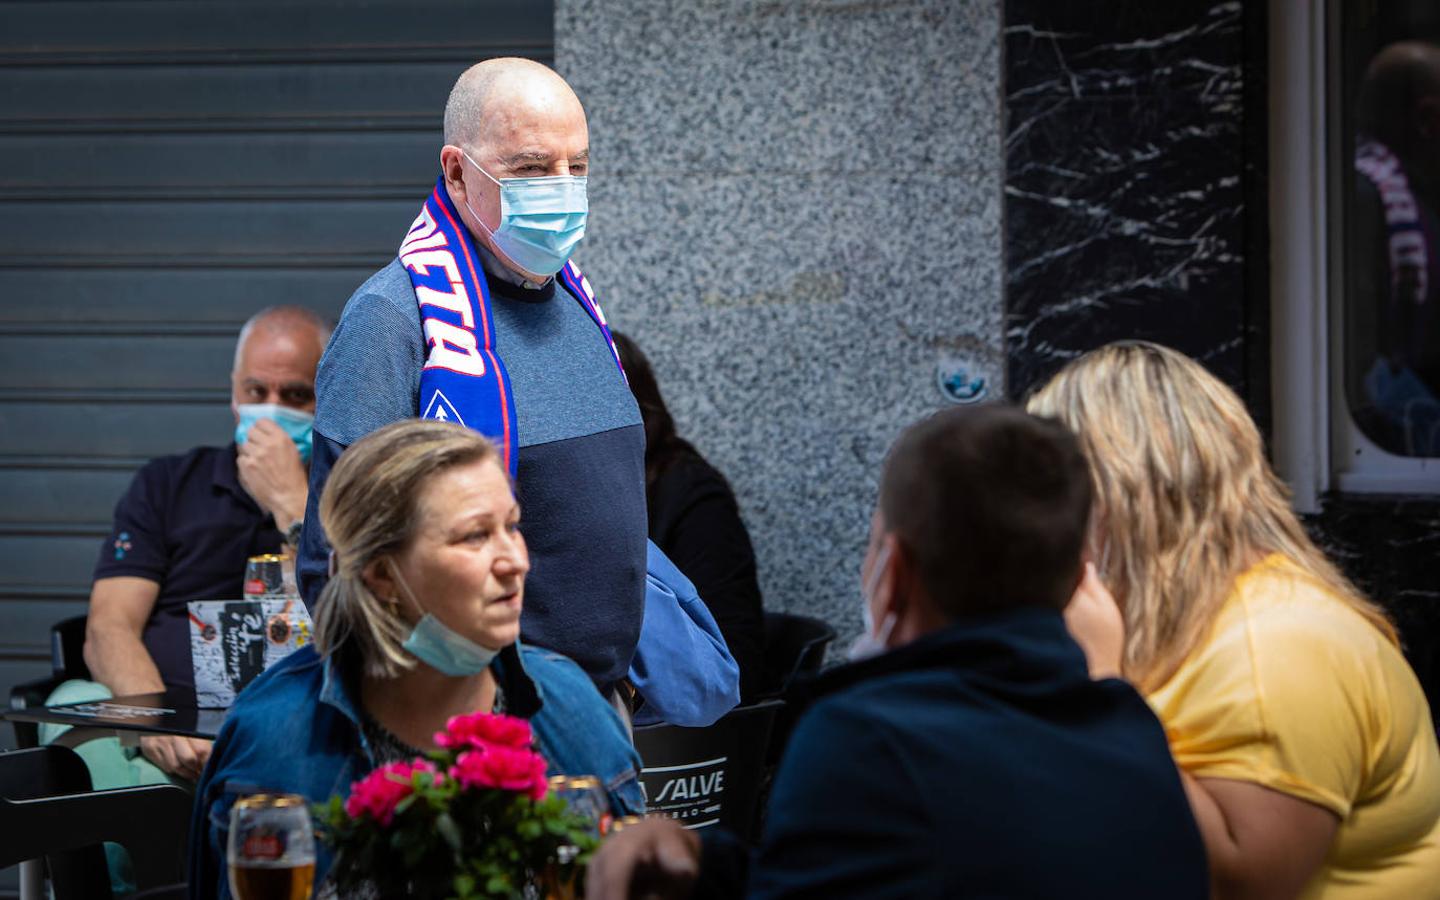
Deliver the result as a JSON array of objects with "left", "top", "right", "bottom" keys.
[
  {"left": 234, "top": 403, "right": 314, "bottom": 465},
  {"left": 462, "top": 151, "right": 587, "bottom": 277},
  {"left": 393, "top": 566, "right": 502, "bottom": 676}
]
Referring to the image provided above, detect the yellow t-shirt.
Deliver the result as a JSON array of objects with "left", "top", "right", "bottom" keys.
[{"left": 1148, "top": 554, "right": 1440, "bottom": 899}]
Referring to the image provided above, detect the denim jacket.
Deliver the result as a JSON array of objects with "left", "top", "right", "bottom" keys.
[
  {"left": 630, "top": 540, "right": 740, "bottom": 726},
  {"left": 189, "top": 642, "right": 644, "bottom": 899}
]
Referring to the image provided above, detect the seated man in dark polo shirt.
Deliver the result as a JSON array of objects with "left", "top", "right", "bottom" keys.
[
  {"left": 586, "top": 405, "right": 1208, "bottom": 900},
  {"left": 63, "top": 305, "right": 329, "bottom": 782}
]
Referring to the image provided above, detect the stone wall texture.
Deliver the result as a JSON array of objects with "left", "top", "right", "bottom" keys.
[{"left": 556, "top": 0, "right": 1006, "bottom": 642}]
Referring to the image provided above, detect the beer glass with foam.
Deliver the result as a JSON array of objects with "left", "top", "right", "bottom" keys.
[{"left": 228, "top": 793, "right": 316, "bottom": 900}]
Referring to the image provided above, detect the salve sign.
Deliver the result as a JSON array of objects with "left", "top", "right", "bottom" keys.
[{"left": 640, "top": 756, "right": 727, "bottom": 829}]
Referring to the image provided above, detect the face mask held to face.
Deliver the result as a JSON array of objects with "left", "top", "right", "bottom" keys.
[
  {"left": 462, "top": 150, "right": 588, "bottom": 278},
  {"left": 234, "top": 403, "right": 314, "bottom": 465}
]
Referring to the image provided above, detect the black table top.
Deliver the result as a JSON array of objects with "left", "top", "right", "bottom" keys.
[{"left": 2, "top": 689, "right": 227, "bottom": 740}]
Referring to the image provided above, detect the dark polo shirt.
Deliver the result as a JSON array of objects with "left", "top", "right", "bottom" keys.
[{"left": 94, "top": 444, "right": 284, "bottom": 689}]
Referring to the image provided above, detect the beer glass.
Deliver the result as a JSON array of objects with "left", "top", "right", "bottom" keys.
[
  {"left": 608, "top": 815, "right": 646, "bottom": 834},
  {"left": 243, "top": 554, "right": 288, "bottom": 600},
  {"left": 547, "top": 774, "right": 611, "bottom": 837},
  {"left": 228, "top": 793, "right": 316, "bottom": 900}
]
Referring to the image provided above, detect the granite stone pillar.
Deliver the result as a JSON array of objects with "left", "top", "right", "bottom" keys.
[{"left": 556, "top": 0, "right": 1006, "bottom": 641}]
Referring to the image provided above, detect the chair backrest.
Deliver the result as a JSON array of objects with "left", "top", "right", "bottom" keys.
[
  {"left": 8, "top": 615, "right": 93, "bottom": 749},
  {"left": 0, "top": 745, "right": 111, "bottom": 898},
  {"left": 0, "top": 744, "right": 92, "bottom": 798},
  {"left": 633, "top": 699, "right": 782, "bottom": 844},
  {"left": 760, "top": 612, "right": 837, "bottom": 698},
  {"left": 0, "top": 746, "right": 190, "bottom": 898},
  {"left": 51, "top": 615, "right": 91, "bottom": 681}
]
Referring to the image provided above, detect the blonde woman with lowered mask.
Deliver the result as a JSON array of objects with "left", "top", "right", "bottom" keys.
[{"left": 1028, "top": 341, "right": 1440, "bottom": 899}]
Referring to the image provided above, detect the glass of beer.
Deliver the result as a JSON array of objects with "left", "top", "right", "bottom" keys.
[
  {"left": 228, "top": 793, "right": 316, "bottom": 900},
  {"left": 547, "top": 774, "right": 611, "bottom": 837},
  {"left": 608, "top": 815, "right": 646, "bottom": 834},
  {"left": 243, "top": 554, "right": 288, "bottom": 600}
]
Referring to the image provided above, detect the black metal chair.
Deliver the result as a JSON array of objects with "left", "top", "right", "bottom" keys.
[
  {"left": 758, "top": 612, "right": 836, "bottom": 698},
  {"left": 9, "top": 615, "right": 90, "bottom": 749},
  {"left": 732, "top": 613, "right": 838, "bottom": 843},
  {"left": 0, "top": 745, "right": 189, "bottom": 900},
  {"left": 757, "top": 612, "right": 836, "bottom": 767},
  {"left": 632, "top": 699, "right": 783, "bottom": 845}
]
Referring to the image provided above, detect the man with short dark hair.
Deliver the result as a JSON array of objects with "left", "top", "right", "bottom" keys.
[{"left": 586, "top": 405, "right": 1208, "bottom": 899}]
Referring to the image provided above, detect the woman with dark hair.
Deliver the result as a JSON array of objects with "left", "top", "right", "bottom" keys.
[{"left": 612, "top": 332, "right": 765, "bottom": 703}]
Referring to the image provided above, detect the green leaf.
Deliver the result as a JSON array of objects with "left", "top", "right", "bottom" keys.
[
  {"left": 544, "top": 818, "right": 570, "bottom": 836},
  {"left": 437, "top": 812, "right": 463, "bottom": 851}
]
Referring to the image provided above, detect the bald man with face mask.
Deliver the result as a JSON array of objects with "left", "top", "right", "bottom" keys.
[{"left": 298, "top": 59, "right": 650, "bottom": 701}]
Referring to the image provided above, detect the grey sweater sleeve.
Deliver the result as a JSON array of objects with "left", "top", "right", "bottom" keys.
[{"left": 299, "top": 268, "right": 423, "bottom": 606}]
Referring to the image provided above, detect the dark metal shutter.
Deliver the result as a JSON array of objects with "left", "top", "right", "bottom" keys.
[{"left": 0, "top": 0, "right": 552, "bottom": 748}]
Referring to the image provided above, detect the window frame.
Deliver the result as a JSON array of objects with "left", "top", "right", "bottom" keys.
[{"left": 1269, "top": 0, "right": 1439, "bottom": 511}]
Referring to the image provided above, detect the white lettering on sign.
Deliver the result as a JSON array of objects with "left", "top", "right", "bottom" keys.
[
  {"left": 641, "top": 756, "right": 728, "bottom": 830},
  {"left": 653, "top": 769, "right": 725, "bottom": 803}
]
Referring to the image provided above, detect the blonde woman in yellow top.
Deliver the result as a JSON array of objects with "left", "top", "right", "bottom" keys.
[{"left": 1028, "top": 341, "right": 1440, "bottom": 899}]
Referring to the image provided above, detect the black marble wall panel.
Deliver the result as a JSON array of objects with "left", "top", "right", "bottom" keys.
[
  {"left": 1003, "top": 1, "right": 1251, "bottom": 400},
  {"left": 1308, "top": 499, "right": 1440, "bottom": 709}
]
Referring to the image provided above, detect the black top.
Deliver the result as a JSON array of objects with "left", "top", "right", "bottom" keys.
[
  {"left": 647, "top": 452, "right": 765, "bottom": 703},
  {"left": 93, "top": 444, "right": 284, "bottom": 689},
  {"left": 698, "top": 608, "right": 1208, "bottom": 899}
]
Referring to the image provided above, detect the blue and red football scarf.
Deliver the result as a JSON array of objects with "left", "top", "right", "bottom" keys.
[{"left": 399, "top": 176, "right": 624, "bottom": 476}]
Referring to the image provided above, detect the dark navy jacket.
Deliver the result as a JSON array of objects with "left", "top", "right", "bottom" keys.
[
  {"left": 189, "top": 641, "right": 643, "bottom": 899},
  {"left": 701, "top": 607, "right": 1208, "bottom": 899}
]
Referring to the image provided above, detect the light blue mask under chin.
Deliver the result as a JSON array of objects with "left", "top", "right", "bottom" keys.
[
  {"left": 402, "top": 612, "right": 502, "bottom": 676},
  {"left": 234, "top": 403, "right": 314, "bottom": 465}
]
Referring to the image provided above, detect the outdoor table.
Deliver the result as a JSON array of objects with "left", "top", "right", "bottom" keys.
[
  {"left": 2, "top": 688, "right": 227, "bottom": 742},
  {"left": 1, "top": 690, "right": 214, "bottom": 900}
]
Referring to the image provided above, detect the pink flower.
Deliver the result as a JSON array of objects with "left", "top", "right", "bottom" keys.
[
  {"left": 450, "top": 746, "right": 548, "bottom": 801},
  {"left": 435, "top": 712, "right": 534, "bottom": 752},
  {"left": 344, "top": 760, "right": 439, "bottom": 825}
]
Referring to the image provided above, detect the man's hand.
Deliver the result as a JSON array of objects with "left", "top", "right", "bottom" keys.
[
  {"left": 585, "top": 819, "right": 700, "bottom": 900},
  {"left": 236, "top": 419, "right": 308, "bottom": 529},
  {"left": 1064, "top": 562, "right": 1125, "bottom": 680},
  {"left": 140, "top": 734, "right": 213, "bottom": 782}
]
